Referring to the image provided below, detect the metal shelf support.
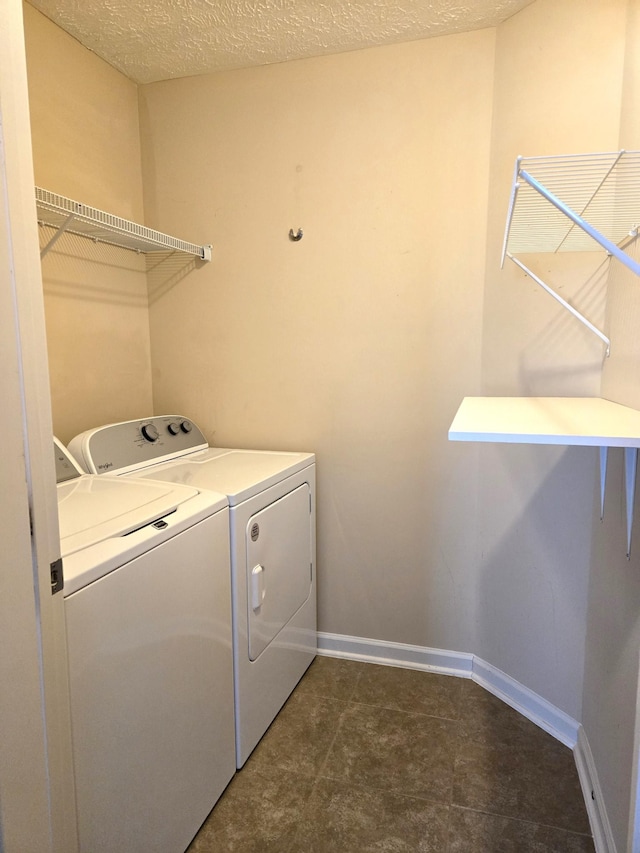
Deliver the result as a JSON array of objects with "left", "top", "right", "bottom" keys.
[
  {"left": 40, "top": 211, "right": 76, "bottom": 259},
  {"left": 626, "top": 447, "right": 638, "bottom": 558},
  {"left": 501, "top": 150, "right": 640, "bottom": 357},
  {"left": 597, "top": 446, "right": 636, "bottom": 558},
  {"left": 600, "top": 446, "right": 608, "bottom": 521},
  {"left": 506, "top": 252, "right": 611, "bottom": 356}
]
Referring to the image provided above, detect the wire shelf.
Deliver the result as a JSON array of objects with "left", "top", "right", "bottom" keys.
[
  {"left": 35, "top": 187, "right": 212, "bottom": 261},
  {"left": 503, "top": 150, "right": 640, "bottom": 256}
]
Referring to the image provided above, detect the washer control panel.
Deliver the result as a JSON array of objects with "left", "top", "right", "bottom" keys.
[
  {"left": 54, "top": 438, "right": 82, "bottom": 483},
  {"left": 68, "top": 416, "right": 209, "bottom": 475}
]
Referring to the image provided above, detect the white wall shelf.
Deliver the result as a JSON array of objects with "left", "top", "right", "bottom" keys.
[
  {"left": 35, "top": 187, "right": 212, "bottom": 262},
  {"left": 449, "top": 396, "right": 640, "bottom": 447},
  {"left": 501, "top": 150, "right": 640, "bottom": 356},
  {"left": 449, "top": 396, "right": 640, "bottom": 556}
]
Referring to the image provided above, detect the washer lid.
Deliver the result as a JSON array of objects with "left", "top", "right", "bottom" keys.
[
  {"left": 57, "top": 475, "right": 206, "bottom": 557},
  {"left": 136, "top": 448, "right": 315, "bottom": 504}
]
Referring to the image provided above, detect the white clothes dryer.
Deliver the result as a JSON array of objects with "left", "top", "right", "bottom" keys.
[
  {"left": 69, "top": 416, "right": 317, "bottom": 767},
  {"left": 54, "top": 438, "right": 235, "bottom": 852}
]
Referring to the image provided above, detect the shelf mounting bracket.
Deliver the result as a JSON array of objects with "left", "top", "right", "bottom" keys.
[
  {"left": 40, "top": 211, "right": 76, "bottom": 259},
  {"left": 599, "top": 446, "right": 608, "bottom": 521},
  {"left": 506, "top": 252, "right": 611, "bottom": 356},
  {"left": 594, "top": 445, "right": 636, "bottom": 556},
  {"left": 625, "top": 447, "right": 637, "bottom": 559}
]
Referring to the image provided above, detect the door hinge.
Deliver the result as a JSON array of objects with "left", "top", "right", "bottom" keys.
[{"left": 50, "top": 558, "right": 64, "bottom": 595}]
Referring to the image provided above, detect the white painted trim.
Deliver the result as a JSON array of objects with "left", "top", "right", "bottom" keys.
[
  {"left": 472, "top": 656, "right": 579, "bottom": 749},
  {"left": 317, "top": 632, "right": 474, "bottom": 677},
  {"left": 575, "top": 726, "right": 618, "bottom": 853}
]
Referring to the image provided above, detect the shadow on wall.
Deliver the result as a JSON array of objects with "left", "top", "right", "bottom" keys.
[
  {"left": 146, "top": 252, "right": 201, "bottom": 303},
  {"left": 39, "top": 229, "right": 148, "bottom": 308},
  {"left": 514, "top": 255, "right": 610, "bottom": 397},
  {"left": 474, "top": 441, "right": 597, "bottom": 719},
  {"left": 39, "top": 227, "right": 204, "bottom": 306}
]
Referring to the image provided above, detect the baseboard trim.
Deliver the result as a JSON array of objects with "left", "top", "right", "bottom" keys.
[
  {"left": 472, "top": 656, "right": 579, "bottom": 749},
  {"left": 317, "top": 631, "right": 474, "bottom": 678},
  {"left": 574, "top": 726, "right": 618, "bottom": 853}
]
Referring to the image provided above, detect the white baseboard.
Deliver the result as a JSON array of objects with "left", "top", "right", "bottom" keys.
[
  {"left": 574, "top": 726, "right": 618, "bottom": 853},
  {"left": 317, "top": 631, "right": 473, "bottom": 677},
  {"left": 471, "top": 656, "right": 579, "bottom": 749},
  {"left": 317, "top": 631, "right": 612, "bottom": 848}
]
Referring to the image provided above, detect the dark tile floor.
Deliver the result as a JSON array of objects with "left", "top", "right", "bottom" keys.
[{"left": 187, "top": 657, "right": 595, "bottom": 852}]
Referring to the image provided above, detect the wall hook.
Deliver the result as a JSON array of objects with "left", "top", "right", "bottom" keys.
[{"left": 289, "top": 228, "right": 303, "bottom": 242}]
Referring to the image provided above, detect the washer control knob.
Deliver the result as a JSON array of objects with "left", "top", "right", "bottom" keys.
[
  {"left": 180, "top": 420, "right": 193, "bottom": 434},
  {"left": 167, "top": 422, "right": 181, "bottom": 436},
  {"left": 141, "top": 423, "right": 159, "bottom": 442}
]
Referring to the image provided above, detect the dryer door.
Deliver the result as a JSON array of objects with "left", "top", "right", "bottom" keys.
[{"left": 246, "top": 483, "right": 312, "bottom": 661}]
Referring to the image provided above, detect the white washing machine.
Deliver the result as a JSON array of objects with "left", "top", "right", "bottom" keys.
[
  {"left": 69, "top": 416, "right": 317, "bottom": 767},
  {"left": 54, "top": 438, "right": 235, "bottom": 852}
]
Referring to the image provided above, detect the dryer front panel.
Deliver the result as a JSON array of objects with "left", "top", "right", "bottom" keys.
[{"left": 246, "top": 482, "right": 312, "bottom": 661}]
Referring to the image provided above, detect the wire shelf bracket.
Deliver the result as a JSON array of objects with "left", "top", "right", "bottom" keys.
[
  {"left": 35, "top": 187, "right": 212, "bottom": 262},
  {"left": 501, "top": 150, "right": 640, "bottom": 356}
]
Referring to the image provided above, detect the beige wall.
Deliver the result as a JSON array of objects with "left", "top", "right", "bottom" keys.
[
  {"left": 24, "top": 4, "right": 153, "bottom": 443},
  {"left": 584, "top": 3, "right": 640, "bottom": 850},
  {"left": 139, "top": 30, "right": 494, "bottom": 652}
]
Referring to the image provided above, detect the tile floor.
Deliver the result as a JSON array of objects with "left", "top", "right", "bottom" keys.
[{"left": 187, "top": 657, "right": 595, "bottom": 852}]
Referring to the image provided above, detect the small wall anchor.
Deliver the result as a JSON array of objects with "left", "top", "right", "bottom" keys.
[{"left": 289, "top": 228, "right": 303, "bottom": 242}]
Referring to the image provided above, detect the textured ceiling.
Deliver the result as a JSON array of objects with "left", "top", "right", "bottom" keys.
[{"left": 26, "top": 0, "right": 535, "bottom": 84}]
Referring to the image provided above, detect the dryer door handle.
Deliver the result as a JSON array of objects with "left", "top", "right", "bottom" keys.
[{"left": 251, "top": 564, "right": 266, "bottom": 611}]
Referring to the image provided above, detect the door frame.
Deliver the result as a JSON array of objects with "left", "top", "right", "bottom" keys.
[{"left": 0, "top": 3, "right": 78, "bottom": 851}]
